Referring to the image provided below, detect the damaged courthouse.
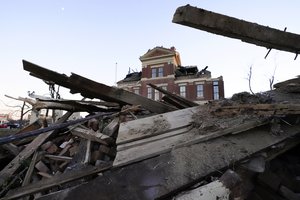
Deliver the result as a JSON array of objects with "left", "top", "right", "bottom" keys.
[{"left": 117, "top": 46, "right": 224, "bottom": 104}]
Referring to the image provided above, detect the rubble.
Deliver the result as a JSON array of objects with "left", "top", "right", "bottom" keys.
[
  {"left": 0, "top": 5, "right": 300, "bottom": 200},
  {"left": 0, "top": 60, "right": 298, "bottom": 200}
]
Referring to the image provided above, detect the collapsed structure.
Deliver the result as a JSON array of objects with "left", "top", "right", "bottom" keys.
[{"left": 0, "top": 4, "right": 300, "bottom": 200}]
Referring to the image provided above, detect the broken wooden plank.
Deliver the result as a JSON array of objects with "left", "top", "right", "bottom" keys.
[
  {"left": 3, "top": 163, "right": 112, "bottom": 200},
  {"left": 33, "top": 99, "right": 119, "bottom": 113},
  {"left": 84, "top": 140, "right": 91, "bottom": 164},
  {"left": 22, "top": 151, "right": 39, "bottom": 187},
  {"left": 116, "top": 106, "right": 197, "bottom": 145},
  {"left": 44, "top": 155, "right": 73, "bottom": 162},
  {"left": 37, "top": 172, "right": 53, "bottom": 179},
  {"left": 71, "top": 127, "right": 112, "bottom": 145},
  {"left": 148, "top": 83, "right": 198, "bottom": 108},
  {"left": 0, "top": 111, "right": 73, "bottom": 187},
  {"left": 172, "top": 5, "right": 300, "bottom": 54},
  {"left": 35, "top": 123, "right": 300, "bottom": 200},
  {"left": 102, "top": 117, "right": 119, "bottom": 137},
  {"left": 23, "top": 60, "right": 176, "bottom": 114},
  {"left": 35, "top": 161, "right": 50, "bottom": 174}
]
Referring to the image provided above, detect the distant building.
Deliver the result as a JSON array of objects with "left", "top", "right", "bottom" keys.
[{"left": 117, "top": 46, "right": 224, "bottom": 104}]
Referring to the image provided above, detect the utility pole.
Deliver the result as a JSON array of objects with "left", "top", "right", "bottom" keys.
[{"left": 115, "top": 62, "right": 118, "bottom": 86}]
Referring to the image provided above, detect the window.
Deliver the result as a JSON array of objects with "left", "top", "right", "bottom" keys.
[
  {"left": 151, "top": 68, "right": 157, "bottom": 78},
  {"left": 158, "top": 67, "right": 163, "bottom": 77},
  {"left": 213, "top": 81, "right": 219, "bottom": 100},
  {"left": 196, "top": 84, "right": 204, "bottom": 98},
  {"left": 154, "top": 89, "right": 159, "bottom": 100},
  {"left": 151, "top": 67, "right": 164, "bottom": 78},
  {"left": 179, "top": 85, "right": 186, "bottom": 97},
  {"left": 133, "top": 88, "right": 139, "bottom": 95},
  {"left": 147, "top": 87, "right": 152, "bottom": 99}
]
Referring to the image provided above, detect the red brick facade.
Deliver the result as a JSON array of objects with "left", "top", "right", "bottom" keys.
[{"left": 117, "top": 46, "right": 224, "bottom": 104}]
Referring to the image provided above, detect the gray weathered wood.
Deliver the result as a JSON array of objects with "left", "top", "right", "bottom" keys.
[
  {"left": 117, "top": 106, "right": 198, "bottom": 145},
  {"left": 22, "top": 151, "right": 39, "bottom": 187},
  {"left": 71, "top": 127, "right": 112, "bottom": 145},
  {"left": 102, "top": 117, "right": 119, "bottom": 137},
  {"left": 33, "top": 99, "right": 119, "bottom": 113},
  {"left": 44, "top": 154, "right": 73, "bottom": 162},
  {"left": 84, "top": 140, "right": 91, "bottom": 164},
  {"left": 173, "top": 5, "right": 300, "bottom": 54}
]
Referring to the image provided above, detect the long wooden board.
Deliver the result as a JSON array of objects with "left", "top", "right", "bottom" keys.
[{"left": 173, "top": 5, "right": 300, "bottom": 54}]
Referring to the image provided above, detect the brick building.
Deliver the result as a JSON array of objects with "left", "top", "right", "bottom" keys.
[{"left": 117, "top": 46, "right": 224, "bottom": 104}]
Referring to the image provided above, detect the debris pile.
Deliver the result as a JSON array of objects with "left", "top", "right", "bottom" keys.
[
  {"left": 1, "top": 3, "right": 300, "bottom": 199},
  {"left": 0, "top": 60, "right": 299, "bottom": 200}
]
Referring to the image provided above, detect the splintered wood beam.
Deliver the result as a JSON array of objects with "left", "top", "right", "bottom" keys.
[
  {"left": 33, "top": 99, "right": 119, "bottom": 113},
  {"left": 102, "top": 117, "right": 120, "bottom": 137},
  {"left": 23, "top": 60, "right": 176, "bottom": 114},
  {"left": 71, "top": 127, "right": 113, "bottom": 145},
  {"left": 172, "top": 5, "right": 300, "bottom": 54}
]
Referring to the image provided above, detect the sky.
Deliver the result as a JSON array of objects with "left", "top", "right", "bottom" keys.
[{"left": 1, "top": 1, "right": 300, "bottom": 118}]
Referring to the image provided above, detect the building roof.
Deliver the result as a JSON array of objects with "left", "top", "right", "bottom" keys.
[
  {"left": 175, "top": 65, "right": 211, "bottom": 78},
  {"left": 117, "top": 72, "right": 141, "bottom": 84}
]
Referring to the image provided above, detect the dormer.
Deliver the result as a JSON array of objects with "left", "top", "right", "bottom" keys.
[
  {"left": 140, "top": 46, "right": 181, "bottom": 67},
  {"left": 140, "top": 46, "right": 182, "bottom": 79}
]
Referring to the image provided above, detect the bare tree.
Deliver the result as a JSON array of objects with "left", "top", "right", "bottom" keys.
[
  {"left": 4, "top": 95, "right": 33, "bottom": 127},
  {"left": 247, "top": 65, "right": 255, "bottom": 95},
  {"left": 269, "top": 65, "right": 277, "bottom": 90}
]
